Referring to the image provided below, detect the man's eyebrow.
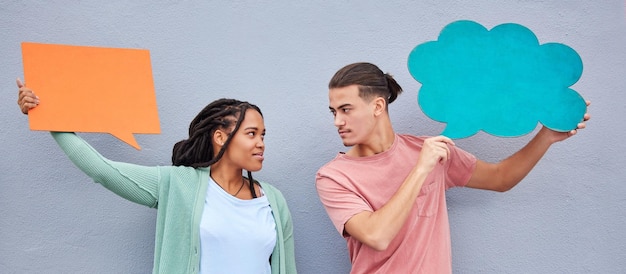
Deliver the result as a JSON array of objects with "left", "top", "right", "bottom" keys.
[{"left": 329, "top": 104, "right": 352, "bottom": 110}]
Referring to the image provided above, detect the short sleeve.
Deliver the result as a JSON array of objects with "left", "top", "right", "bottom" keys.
[
  {"left": 316, "top": 172, "right": 372, "bottom": 236},
  {"left": 444, "top": 144, "right": 477, "bottom": 189}
]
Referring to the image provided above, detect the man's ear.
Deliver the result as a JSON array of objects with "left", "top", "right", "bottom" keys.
[{"left": 373, "top": 97, "right": 387, "bottom": 116}]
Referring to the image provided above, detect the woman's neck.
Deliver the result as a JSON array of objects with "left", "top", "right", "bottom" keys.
[{"left": 210, "top": 163, "right": 244, "bottom": 191}]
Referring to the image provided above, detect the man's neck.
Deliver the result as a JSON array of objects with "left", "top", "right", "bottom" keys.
[{"left": 347, "top": 123, "right": 395, "bottom": 157}]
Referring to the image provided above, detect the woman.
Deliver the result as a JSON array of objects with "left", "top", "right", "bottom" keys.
[{"left": 17, "top": 79, "right": 297, "bottom": 273}]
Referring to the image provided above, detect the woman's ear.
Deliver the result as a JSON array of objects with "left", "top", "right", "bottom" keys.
[{"left": 213, "top": 129, "right": 227, "bottom": 147}]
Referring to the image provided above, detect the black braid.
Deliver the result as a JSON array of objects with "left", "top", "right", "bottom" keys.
[
  {"left": 246, "top": 170, "right": 258, "bottom": 199},
  {"left": 172, "top": 98, "right": 262, "bottom": 198}
]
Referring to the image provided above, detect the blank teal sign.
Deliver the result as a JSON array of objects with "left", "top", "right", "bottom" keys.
[{"left": 407, "top": 20, "right": 586, "bottom": 139}]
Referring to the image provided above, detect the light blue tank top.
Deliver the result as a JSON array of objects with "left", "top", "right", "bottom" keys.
[{"left": 199, "top": 177, "right": 277, "bottom": 274}]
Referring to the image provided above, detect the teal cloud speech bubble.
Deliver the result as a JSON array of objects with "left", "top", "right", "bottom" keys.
[{"left": 407, "top": 20, "right": 587, "bottom": 139}]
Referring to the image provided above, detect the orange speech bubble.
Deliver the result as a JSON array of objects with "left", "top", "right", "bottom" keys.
[{"left": 21, "top": 42, "right": 160, "bottom": 150}]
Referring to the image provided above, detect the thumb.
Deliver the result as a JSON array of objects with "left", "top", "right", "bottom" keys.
[{"left": 16, "top": 78, "right": 24, "bottom": 88}]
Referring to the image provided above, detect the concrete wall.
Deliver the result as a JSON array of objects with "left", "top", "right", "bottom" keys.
[{"left": 1, "top": 1, "right": 624, "bottom": 273}]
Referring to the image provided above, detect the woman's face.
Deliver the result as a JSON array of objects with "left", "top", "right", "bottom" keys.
[{"left": 223, "top": 109, "right": 266, "bottom": 171}]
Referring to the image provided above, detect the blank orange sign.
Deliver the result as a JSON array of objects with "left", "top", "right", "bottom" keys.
[{"left": 21, "top": 42, "right": 160, "bottom": 150}]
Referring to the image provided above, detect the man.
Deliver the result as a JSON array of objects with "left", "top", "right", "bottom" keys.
[{"left": 315, "top": 62, "right": 589, "bottom": 273}]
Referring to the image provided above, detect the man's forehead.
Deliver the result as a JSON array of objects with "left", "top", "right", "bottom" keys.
[
  {"left": 329, "top": 86, "right": 361, "bottom": 108},
  {"left": 328, "top": 96, "right": 356, "bottom": 109}
]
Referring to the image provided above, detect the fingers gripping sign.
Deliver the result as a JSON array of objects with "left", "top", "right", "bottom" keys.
[
  {"left": 417, "top": 136, "right": 455, "bottom": 174},
  {"left": 16, "top": 78, "right": 39, "bottom": 114}
]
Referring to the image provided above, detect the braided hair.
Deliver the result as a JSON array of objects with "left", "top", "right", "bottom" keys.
[{"left": 172, "top": 98, "right": 262, "bottom": 198}]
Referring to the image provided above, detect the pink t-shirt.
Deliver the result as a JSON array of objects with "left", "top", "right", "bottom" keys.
[{"left": 316, "top": 134, "right": 476, "bottom": 274}]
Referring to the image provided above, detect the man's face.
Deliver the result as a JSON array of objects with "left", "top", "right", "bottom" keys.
[{"left": 328, "top": 85, "right": 377, "bottom": 147}]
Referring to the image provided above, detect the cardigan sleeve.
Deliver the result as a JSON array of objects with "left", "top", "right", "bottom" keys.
[
  {"left": 279, "top": 199, "right": 297, "bottom": 274},
  {"left": 263, "top": 182, "right": 297, "bottom": 273},
  {"left": 51, "top": 132, "right": 160, "bottom": 208},
  {"left": 277, "top": 193, "right": 297, "bottom": 274}
]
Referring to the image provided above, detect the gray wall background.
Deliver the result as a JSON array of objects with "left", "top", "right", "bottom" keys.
[{"left": 1, "top": 1, "right": 624, "bottom": 273}]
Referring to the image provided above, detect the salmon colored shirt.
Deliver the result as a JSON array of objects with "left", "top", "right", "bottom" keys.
[{"left": 316, "top": 134, "right": 476, "bottom": 274}]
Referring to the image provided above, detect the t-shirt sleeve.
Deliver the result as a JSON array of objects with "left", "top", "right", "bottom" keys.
[
  {"left": 444, "top": 144, "right": 477, "bottom": 189},
  {"left": 316, "top": 169, "right": 372, "bottom": 236}
]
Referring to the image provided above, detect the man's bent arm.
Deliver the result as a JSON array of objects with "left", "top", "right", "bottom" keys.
[
  {"left": 344, "top": 165, "right": 430, "bottom": 251},
  {"left": 344, "top": 136, "right": 454, "bottom": 251}
]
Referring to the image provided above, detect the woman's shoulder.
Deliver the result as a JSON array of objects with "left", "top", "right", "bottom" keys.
[
  {"left": 259, "top": 181, "right": 281, "bottom": 193},
  {"left": 259, "top": 181, "right": 287, "bottom": 201}
]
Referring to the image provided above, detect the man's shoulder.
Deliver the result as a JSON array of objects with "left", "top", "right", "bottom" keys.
[
  {"left": 397, "top": 133, "right": 432, "bottom": 143},
  {"left": 396, "top": 134, "right": 435, "bottom": 148},
  {"left": 316, "top": 153, "right": 347, "bottom": 174}
]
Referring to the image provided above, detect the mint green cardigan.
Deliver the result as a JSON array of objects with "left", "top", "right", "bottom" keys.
[{"left": 51, "top": 132, "right": 297, "bottom": 273}]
